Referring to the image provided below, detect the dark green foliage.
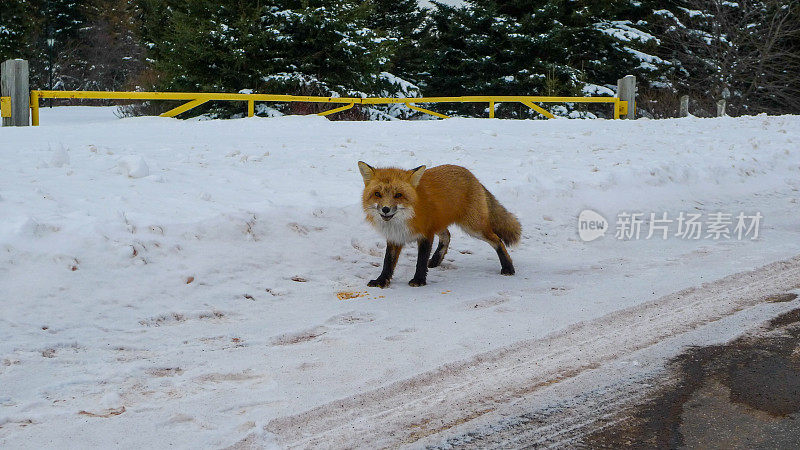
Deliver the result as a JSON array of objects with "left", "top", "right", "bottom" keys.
[
  {"left": 0, "top": 0, "right": 35, "bottom": 62},
  {"left": 364, "top": 0, "right": 425, "bottom": 82},
  {"left": 415, "top": 0, "right": 670, "bottom": 117},
  {"left": 138, "top": 1, "right": 391, "bottom": 97},
  {"left": 1, "top": 0, "right": 87, "bottom": 88},
  {"left": 3, "top": 0, "right": 797, "bottom": 118}
]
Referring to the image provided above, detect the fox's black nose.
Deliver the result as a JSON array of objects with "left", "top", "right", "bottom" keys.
[{"left": 382, "top": 206, "right": 391, "bottom": 214}]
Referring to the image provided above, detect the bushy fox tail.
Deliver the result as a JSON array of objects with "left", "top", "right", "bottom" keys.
[{"left": 484, "top": 187, "right": 521, "bottom": 246}]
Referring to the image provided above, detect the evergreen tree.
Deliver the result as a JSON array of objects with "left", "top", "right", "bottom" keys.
[
  {"left": 0, "top": 0, "right": 34, "bottom": 63},
  {"left": 0, "top": 0, "right": 87, "bottom": 89},
  {"left": 34, "top": 0, "right": 87, "bottom": 88},
  {"left": 137, "top": 0, "right": 418, "bottom": 117},
  {"left": 418, "top": 0, "right": 670, "bottom": 117},
  {"left": 364, "top": 0, "right": 425, "bottom": 83},
  {"left": 140, "top": 1, "right": 390, "bottom": 95},
  {"left": 41, "top": 0, "right": 85, "bottom": 44},
  {"left": 5, "top": 0, "right": 795, "bottom": 118},
  {"left": 260, "top": 1, "right": 389, "bottom": 96},
  {"left": 416, "top": 2, "right": 544, "bottom": 117}
]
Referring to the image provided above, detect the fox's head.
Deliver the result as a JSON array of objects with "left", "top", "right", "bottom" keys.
[{"left": 358, "top": 161, "right": 426, "bottom": 222}]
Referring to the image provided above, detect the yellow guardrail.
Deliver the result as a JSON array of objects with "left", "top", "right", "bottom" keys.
[
  {"left": 1, "top": 96, "right": 11, "bottom": 118},
  {"left": 29, "top": 90, "right": 630, "bottom": 125}
]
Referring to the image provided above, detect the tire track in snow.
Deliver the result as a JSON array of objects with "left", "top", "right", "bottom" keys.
[{"left": 263, "top": 256, "right": 800, "bottom": 448}]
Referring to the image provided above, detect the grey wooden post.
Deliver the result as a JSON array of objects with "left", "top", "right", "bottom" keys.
[
  {"left": 716, "top": 99, "right": 726, "bottom": 117},
  {"left": 679, "top": 95, "right": 689, "bottom": 117},
  {"left": 616, "top": 75, "right": 636, "bottom": 119},
  {"left": 1, "top": 59, "right": 30, "bottom": 126}
]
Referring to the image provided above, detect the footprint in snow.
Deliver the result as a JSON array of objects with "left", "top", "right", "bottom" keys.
[
  {"left": 194, "top": 370, "right": 261, "bottom": 383},
  {"left": 287, "top": 222, "right": 309, "bottom": 235},
  {"left": 326, "top": 311, "right": 375, "bottom": 326},
  {"left": 270, "top": 326, "right": 329, "bottom": 346},
  {"left": 463, "top": 295, "right": 509, "bottom": 310},
  {"left": 351, "top": 238, "right": 383, "bottom": 257},
  {"left": 148, "top": 367, "right": 184, "bottom": 378},
  {"left": 139, "top": 310, "right": 226, "bottom": 327}
]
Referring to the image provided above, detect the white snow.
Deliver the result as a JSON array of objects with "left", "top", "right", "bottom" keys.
[
  {"left": 677, "top": 6, "right": 712, "bottom": 18},
  {"left": 654, "top": 9, "right": 687, "bottom": 29},
  {"left": 595, "top": 20, "right": 660, "bottom": 44},
  {"left": 48, "top": 144, "right": 70, "bottom": 168},
  {"left": 418, "top": 0, "right": 465, "bottom": 8},
  {"left": 118, "top": 155, "right": 150, "bottom": 179},
  {"left": 1, "top": 107, "right": 799, "bottom": 447},
  {"left": 581, "top": 83, "right": 616, "bottom": 96},
  {"left": 624, "top": 45, "right": 668, "bottom": 70}
]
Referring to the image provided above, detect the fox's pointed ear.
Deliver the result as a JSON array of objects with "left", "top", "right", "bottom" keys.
[
  {"left": 358, "top": 161, "right": 374, "bottom": 185},
  {"left": 409, "top": 165, "right": 426, "bottom": 187}
]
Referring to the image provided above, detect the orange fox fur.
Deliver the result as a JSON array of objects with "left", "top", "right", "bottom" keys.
[{"left": 358, "top": 161, "right": 521, "bottom": 288}]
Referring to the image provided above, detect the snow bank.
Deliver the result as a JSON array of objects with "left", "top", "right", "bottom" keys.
[{"left": 1, "top": 107, "right": 799, "bottom": 447}]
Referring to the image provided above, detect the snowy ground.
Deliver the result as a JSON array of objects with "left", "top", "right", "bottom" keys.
[{"left": 1, "top": 107, "right": 799, "bottom": 448}]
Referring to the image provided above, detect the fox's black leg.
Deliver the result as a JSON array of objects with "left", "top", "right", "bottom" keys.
[
  {"left": 368, "top": 242, "right": 402, "bottom": 288},
  {"left": 495, "top": 242, "right": 515, "bottom": 275},
  {"left": 409, "top": 237, "right": 433, "bottom": 287},
  {"left": 479, "top": 229, "right": 515, "bottom": 275},
  {"left": 428, "top": 229, "right": 451, "bottom": 268}
]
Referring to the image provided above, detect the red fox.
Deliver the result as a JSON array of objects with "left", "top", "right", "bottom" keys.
[{"left": 358, "top": 162, "right": 521, "bottom": 288}]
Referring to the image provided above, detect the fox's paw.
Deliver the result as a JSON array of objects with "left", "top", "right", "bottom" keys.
[
  {"left": 408, "top": 278, "right": 427, "bottom": 287},
  {"left": 501, "top": 267, "right": 515, "bottom": 276},
  {"left": 368, "top": 278, "right": 390, "bottom": 288}
]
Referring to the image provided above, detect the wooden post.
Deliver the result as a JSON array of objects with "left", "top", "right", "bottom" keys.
[
  {"left": 616, "top": 75, "right": 636, "bottom": 119},
  {"left": 679, "top": 95, "right": 689, "bottom": 117},
  {"left": 1, "top": 59, "right": 30, "bottom": 126},
  {"left": 716, "top": 99, "right": 726, "bottom": 117}
]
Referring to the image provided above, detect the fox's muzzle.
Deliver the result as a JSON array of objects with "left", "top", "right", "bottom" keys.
[{"left": 378, "top": 205, "right": 397, "bottom": 221}]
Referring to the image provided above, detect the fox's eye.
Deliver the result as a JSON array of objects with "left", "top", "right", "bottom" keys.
[
  {"left": 394, "top": 193, "right": 403, "bottom": 199},
  {"left": 374, "top": 192, "right": 382, "bottom": 198}
]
